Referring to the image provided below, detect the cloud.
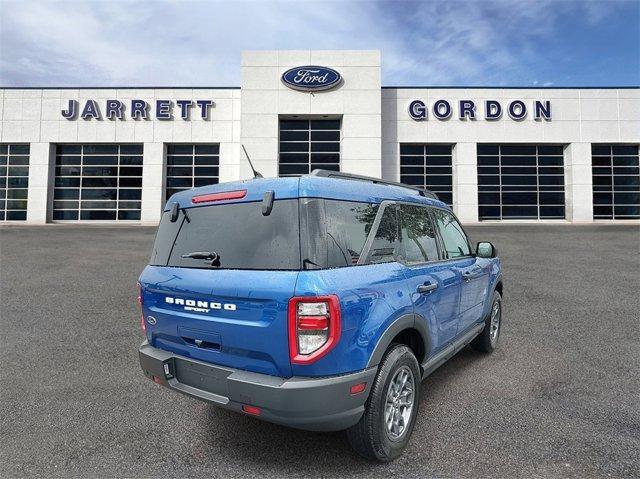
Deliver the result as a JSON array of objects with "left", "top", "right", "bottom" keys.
[{"left": 0, "top": 0, "right": 636, "bottom": 87}]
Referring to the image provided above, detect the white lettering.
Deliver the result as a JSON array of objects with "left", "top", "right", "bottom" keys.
[
  {"left": 164, "top": 296, "right": 237, "bottom": 312},
  {"left": 293, "top": 69, "right": 329, "bottom": 84}
]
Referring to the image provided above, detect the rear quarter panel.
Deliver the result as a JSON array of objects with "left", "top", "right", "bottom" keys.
[{"left": 292, "top": 262, "right": 415, "bottom": 376}]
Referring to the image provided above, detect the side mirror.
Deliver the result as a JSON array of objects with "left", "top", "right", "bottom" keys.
[{"left": 476, "top": 241, "right": 497, "bottom": 259}]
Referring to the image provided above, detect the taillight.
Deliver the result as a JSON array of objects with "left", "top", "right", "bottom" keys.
[
  {"left": 137, "top": 282, "right": 146, "bottom": 334},
  {"left": 288, "top": 295, "right": 341, "bottom": 364}
]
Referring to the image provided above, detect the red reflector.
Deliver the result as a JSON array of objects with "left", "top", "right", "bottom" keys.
[
  {"left": 297, "top": 316, "right": 329, "bottom": 330},
  {"left": 242, "top": 405, "right": 261, "bottom": 416},
  {"left": 350, "top": 382, "right": 367, "bottom": 395},
  {"left": 140, "top": 314, "right": 146, "bottom": 333},
  {"left": 192, "top": 189, "right": 247, "bottom": 204},
  {"left": 153, "top": 376, "right": 163, "bottom": 385}
]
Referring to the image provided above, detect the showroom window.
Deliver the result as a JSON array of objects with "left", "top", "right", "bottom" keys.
[
  {"left": 592, "top": 145, "right": 640, "bottom": 219},
  {"left": 477, "top": 144, "right": 565, "bottom": 220},
  {"left": 0, "top": 144, "right": 29, "bottom": 221},
  {"left": 279, "top": 119, "right": 340, "bottom": 176},
  {"left": 53, "top": 144, "right": 143, "bottom": 221},
  {"left": 166, "top": 144, "right": 219, "bottom": 201},
  {"left": 400, "top": 144, "right": 453, "bottom": 205}
]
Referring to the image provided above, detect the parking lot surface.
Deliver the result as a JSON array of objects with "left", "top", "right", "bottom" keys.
[{"left": 1, "top": 224, "right": 639, "bottom": 478}]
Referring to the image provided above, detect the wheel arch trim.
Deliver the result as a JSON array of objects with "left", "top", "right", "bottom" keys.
[{"left": 365, "top": 313, "right": 431, "bottom": 369}]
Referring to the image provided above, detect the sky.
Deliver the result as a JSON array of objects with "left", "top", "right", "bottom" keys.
[{"left": 0, "top": 0, "right": 638, "bottom": 87}]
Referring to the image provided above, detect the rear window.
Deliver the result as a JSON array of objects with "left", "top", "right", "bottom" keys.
[{"left": 150, "top": 200, "right": 300, "bottom": 270}]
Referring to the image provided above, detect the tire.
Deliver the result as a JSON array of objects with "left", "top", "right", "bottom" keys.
[
  {"left": 471, "top": 290, "right": 502, "bottom": 353},
  {"left": 346, "top": 344, "right": 421, "bottom": 462}
]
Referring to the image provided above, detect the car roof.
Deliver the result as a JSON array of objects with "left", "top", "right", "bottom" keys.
[{"left": 165, "top": 175, "right": 449, "bottom": 211}]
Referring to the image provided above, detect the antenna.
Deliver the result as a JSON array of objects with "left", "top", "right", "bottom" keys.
[{"left": 241, "top": 145, "right": 263, "bottom": 179}]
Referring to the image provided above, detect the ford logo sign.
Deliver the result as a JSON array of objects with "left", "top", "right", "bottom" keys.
[{"left": 281, "top": 66, "right": 342, "bottom": 92}]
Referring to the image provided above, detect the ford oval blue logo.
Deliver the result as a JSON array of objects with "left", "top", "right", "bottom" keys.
[{"left": 281, "top": 66, "right": 342, "bottom": 92}]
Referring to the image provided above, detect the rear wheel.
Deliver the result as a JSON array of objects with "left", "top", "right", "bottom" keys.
[
  {"left": 471, "top": 290, "right": 502, "bottom": 353},
  {"left": 346, "top": 344, "right": 421, "bottom": 462}
]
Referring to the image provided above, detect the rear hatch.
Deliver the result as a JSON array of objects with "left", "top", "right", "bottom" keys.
[{"left": 139, "top": 182, "right": 301, "bottom": 378}]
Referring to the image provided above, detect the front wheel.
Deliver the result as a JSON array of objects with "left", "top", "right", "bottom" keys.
[
  {"left": 471, "top": 290, "right": 502, "bottom": 353},
  {"left": 346, "top": 344, "right": 421, "bottom": 462}
]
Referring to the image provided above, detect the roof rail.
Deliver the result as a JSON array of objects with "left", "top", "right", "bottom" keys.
[{"left": 310, "top": 169, "right": 439, "bottom": 200}]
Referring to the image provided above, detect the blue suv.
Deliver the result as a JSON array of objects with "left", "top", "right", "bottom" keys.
[{"left": 138, "top": 170, "right": 503, "bottom": 461}]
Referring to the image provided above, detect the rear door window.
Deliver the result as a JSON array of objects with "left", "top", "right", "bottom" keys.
[
  {"left": 400, "top": 204, "right": 440, "bottom": 263},
  {"left": 151, "top": 199, "right": 301, "bottom": 270}
]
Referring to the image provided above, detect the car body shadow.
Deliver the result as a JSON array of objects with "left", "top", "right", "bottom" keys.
[{"left": 193, "top": 345, "right": 485, "bottom": 469}]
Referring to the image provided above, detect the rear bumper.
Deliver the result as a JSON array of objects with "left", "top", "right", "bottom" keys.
[{"left": 139, "top": 341, "right": 376, "bottom": 432}]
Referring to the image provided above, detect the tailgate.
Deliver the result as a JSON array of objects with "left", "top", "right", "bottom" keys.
[{"left": 140, "top": 265, "right": 298, "bottom": 378}]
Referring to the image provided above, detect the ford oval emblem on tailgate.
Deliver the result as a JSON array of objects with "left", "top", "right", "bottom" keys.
[{"left": 281, "top": 66, "right": 342, "bottom": 92}]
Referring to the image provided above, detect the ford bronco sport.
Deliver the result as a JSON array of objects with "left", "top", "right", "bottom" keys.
[{"left": 138, "top": 170, "right": 503, "bottom": 461}]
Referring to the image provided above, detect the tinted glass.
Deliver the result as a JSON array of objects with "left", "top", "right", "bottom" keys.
[
  {"left": 591, "top": 144, "right": 639, "bottom": 219},
  {"left": 279, "top": 119, "right": 340, "bottom": 177},
  {"left": 400, "top": 144, "right": 453, "bottom": 205},
  {"left": 325, "top": 200, "right": 378, "bottom": 267},
  {"left": 477, "top": 144, "right": 565, "bottom": 220},
  {"left": 154, "top": 200, "right": 300, "bottom": 270},
  {"left": 54, "top": 144, "right": 143, "bottom": 221},
  {"left": 432, "top": 209, "right": 471, "bottom": 258},
  {"left": 166, "top": 144, "right": 220, "bottom": 200},
  {"left": 149, "top": 211, "right": 184, "bottom": 265},
  {"left": 367, "top": 205, "right": 401, "bottom": 264},
  {"left": 400, "top": 204, "right": 439, "bottom": 263},
  {"left": 1, "top": 144, "right": 29, "bottom": 221}
]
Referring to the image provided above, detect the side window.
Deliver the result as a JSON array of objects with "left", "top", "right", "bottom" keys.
[
  {"left": 324, "top": 200, "right": 379, "bottom": 267},
  {"left": 400, "top": 204, "right": 439, "bottom": 263},
  {"left": 432, "top": 209, "right": 471, "bottom": 259},
  {"left": 367, "top": 205, "right": 401, "bottom": 264}
]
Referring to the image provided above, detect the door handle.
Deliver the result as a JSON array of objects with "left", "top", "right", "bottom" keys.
[
  {"left": 417, "top": 282, "right": 438, "bottom": 294},
  {"left": 463, "top": 269, "right": 483, "bottom": 281}
]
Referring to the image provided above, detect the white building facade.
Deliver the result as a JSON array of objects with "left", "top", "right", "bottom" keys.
[{"left": 1, "top": 50, "right": 638, "bottom": 225}]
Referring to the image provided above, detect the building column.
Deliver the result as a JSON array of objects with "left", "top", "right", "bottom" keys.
[
  {"left": 140, "top": 142, "right": 165, "bottom": 224},
  {"left": 564, "top": 143, "right": 593, "bottom": 223},
  {"left": 453, "top": 142, "right": 478, "bottom": 223},
  {"left": 26, "top": 142, "right": 54, "bottom": 224}
]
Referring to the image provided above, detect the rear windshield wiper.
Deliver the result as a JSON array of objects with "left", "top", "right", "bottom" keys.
[{"left": 181, "top": 251, "right": 221, "bottom": 267}]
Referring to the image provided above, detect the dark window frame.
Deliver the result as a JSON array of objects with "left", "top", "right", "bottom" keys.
[
  {"left": 165, "top": 143, "right": 220, "bottom": 202},
  {"left": 278, "top": 119, "right": 341, "bottom": 177},
  {"left": 0, "top": 143, "right": 30, "bottom": 221},
  {"left": 591, "top": 144, "right": 640, "bottom": 220},
  {"left": 53, "top": 143, "right": 143, "bottom": 221},
  {"left": 400, "top": 144, "right": 453, "bottom": 206},
  {"left": 478, "top": 144, "right": 566, "bottom": 220}
]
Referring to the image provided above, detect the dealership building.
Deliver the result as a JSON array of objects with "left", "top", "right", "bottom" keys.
[{"left": 0, "top": 50, "right": 638, "bottom": 225}]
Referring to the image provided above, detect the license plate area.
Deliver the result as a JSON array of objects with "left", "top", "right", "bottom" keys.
[{"left": 173, "top": 358, "right": 231, "bottom": 396}]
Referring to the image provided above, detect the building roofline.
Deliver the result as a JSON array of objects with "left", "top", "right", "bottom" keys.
[
  {"left": 0, "top": 86, "right": 242, "bottom": 90},
  {"left": 1, "top": 85, "right": 638, "bottom": 91},
  {"left": 381, "top": 86, "right": 640, "bottom": 90}
]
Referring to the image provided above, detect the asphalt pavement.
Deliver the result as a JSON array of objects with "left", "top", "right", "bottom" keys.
[{"left": 1, "top": 224, "right": 639, "bottom": 478}]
